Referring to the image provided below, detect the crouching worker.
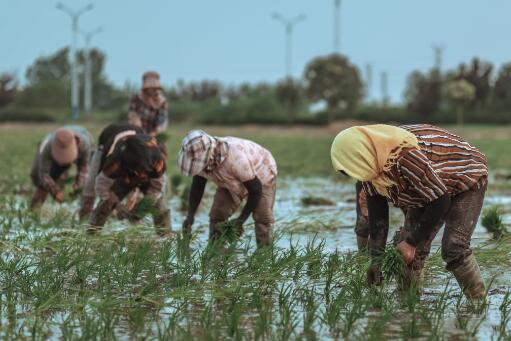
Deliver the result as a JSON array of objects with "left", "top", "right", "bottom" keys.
[
  {"left": 331, "top": 124, "right": 488, "bottom": 299},
  {"left": 79, "top": 123, "right": 144, "bottom": 218},
  {"left": 177, "top": 130, "right": 277, "bottom": 247},
  {"left": 86, "top": 127, "right": 171, "bottom": 236},
  {"left": 30, "top": 126, "right": 94, "bottom": 209}
]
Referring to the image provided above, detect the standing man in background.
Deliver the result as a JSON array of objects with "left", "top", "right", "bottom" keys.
[{"left": 127, "top": 71, "right": 168, "bottom": 138}]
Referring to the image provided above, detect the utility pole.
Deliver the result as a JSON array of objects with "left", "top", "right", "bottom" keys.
[
  {"left": 273, "top": 13, "right": 306, "bottom": 78},
  {"left": 334, "top": 0, "right": 341, "bottom": 53},
  {"left": 81, "top": 26, "right": 103, "bottom": 115},
  {"left": 56, "top": 2, "right": 93, "bottom": 120},
  {"left": 432, "top": 44, "right": 444, "bottom": 71},
  {"left": 381, "top": 71, "right": 389, "bottom": 107},
  {"left": 365, "top": 63, "right": 373, "bottom": 100}
]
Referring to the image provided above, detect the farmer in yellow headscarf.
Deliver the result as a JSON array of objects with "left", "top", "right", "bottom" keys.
[{"left": 331, "top": 124, "right": 488, "bottom": 299}]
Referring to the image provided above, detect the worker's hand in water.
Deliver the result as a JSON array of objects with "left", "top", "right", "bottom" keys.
[
  {"left": 396, "top": 240, "right": 416, "bottom": 264},
  {"left": 232, "top": 218, "right": 244, "bottom": 236},
  {"left": 367, "top": 262, "right": 383, "bottom": 286},
  {"left": 182, "top": 216, "right": 194, "bottom": 235},
  {"left": 115, "top": 203, "right": 132, "bottom": 220},
  {"left": 54, "top": 191, "right": 65, "bottom": 204}
]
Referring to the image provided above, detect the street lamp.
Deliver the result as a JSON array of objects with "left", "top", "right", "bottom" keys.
[
  {"left": 272, "top": 13, "right": 306, "bottom": 78},
  {"left": 56, "top": 2, "right": 93, "bottom": 120},
  {"left": 81, "top": 26, "right": 103, "bottom": 115}
]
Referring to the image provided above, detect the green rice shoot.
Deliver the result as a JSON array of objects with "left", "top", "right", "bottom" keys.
[
  {"left": 131, "top": 197, "right": 157, "bottom": 220},
  {"left": 482, "top": 206, "right": 508, "bottom": 239}
]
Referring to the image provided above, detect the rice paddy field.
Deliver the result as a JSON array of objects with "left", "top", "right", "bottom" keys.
[{"left": 0, "top": 123, "right": 511, "bottom": 340}]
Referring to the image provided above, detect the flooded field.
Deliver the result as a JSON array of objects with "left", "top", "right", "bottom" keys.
[{"left": 1, "top": 177, "right": 510, "bottom": 339}]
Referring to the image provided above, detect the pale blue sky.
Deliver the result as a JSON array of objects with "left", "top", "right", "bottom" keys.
[{"left": 1, "top": 0, "right": 510, "bottom": 103}]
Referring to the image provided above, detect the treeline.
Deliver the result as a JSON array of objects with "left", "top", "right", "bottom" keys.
[{"left": 1, "top": 47, "right": 511, "bottom": 124}]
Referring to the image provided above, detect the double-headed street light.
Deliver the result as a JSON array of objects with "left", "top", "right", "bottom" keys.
[
  {"left": 273, "top": 13, "right": 306, "bottom": 78},
  {"left": 81, "top": 26, "right": 103, "bottom": 115},
  {"left": 56, "top": 2, "right": 94, "bottom": 120}
]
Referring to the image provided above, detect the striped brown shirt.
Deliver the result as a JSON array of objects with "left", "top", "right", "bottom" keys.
[{"left": 362, "top": 124, "right": 488, "bottom": 208}]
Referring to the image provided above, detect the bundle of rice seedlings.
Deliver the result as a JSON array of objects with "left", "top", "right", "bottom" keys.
[
  {"left": 218, "top": 220, "right": 240, "bottom": 243},
  {"left": 301, "top": 196, "right": 335, "bottom": 206},
  {"left": 155, "top": 132, "right": 170, "bottom": 144},
  {"left": 131, "top": 197, "right": 157, "bottom": 220},
  {"left": 482, "top": 206, "right": 508, "bottom": 239},
  {"left": 382, "top": 245, "right": 406, "bottom": 283}
]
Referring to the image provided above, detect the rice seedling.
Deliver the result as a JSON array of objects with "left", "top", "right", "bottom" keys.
[
  {"left": 381, "top": 245, "right": 406, "bottom": 285},
  {"left": 482, "top": 206, "right": 508, "bottom": 239},
  {"left": 130, "top": 197, "right": 158, "bottom": 220},
  {"left": 170, "top": 173, "right": 184, "bottom": 195}
]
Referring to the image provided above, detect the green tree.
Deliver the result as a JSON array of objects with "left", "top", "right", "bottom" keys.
[
  {"left": 275, "top": 77, "right": 304, "bottom": 117},
  {"left": 404, "top": 70, "right": 442, "bottom": 118},
  {"left": 303, "top": 54, "right": 362, "bottom": 119},
  {"left": 444, "top": 79, "right": 475, "bottom": 126},
  {"left": 0, "top": 73, "right": 17, "bottom": 108},
  {"left": 493, "top": 62, "right": 511, "bottom": 110}
]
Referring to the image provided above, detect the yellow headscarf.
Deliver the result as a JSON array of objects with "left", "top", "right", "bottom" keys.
[{"left": 330, "top": 124, "right": 419, "bottom": 198}]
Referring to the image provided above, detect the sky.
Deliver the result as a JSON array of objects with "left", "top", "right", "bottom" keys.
[{"left": 1, "top": 0, "right": 511, "bottom": 103}]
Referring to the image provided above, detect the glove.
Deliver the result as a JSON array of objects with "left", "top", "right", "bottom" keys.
[
  {"left": 396, "top": 240, "right": 416, "bottom": 265},
  {"left": 182, "top": 216, "right": 194, "bottom": 236},
  {"left": 367, "top": 262, "right": 383, "bottom": 286}
]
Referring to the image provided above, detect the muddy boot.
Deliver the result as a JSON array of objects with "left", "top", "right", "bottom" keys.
[
  {"left": 79, "top": 196, "right": 95, "bottom": 220},
  {"left": 153, "top": 197, "right": 171, "bottom": 237},
  {"left": 451, "top": 254, "right": 486, "bottom": 300},
  {"left": 30, "top": 187, "right": 48, "bottom": 209},
  {"left": 88, "top": 199, "right": 116, "bottom": 234},
  {"left": 356, "top": 235, "right": 368, "bottom": 250}
]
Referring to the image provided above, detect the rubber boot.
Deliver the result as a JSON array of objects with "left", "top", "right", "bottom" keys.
[
  {"left": 30, "top": 187, "right": 48, "bottom": 209},
  {"left": 451, "top": 254, "right": 486, "bottom": 300},
  {"left": 356, "top": 235, "right": 368, "bottom": 250}
]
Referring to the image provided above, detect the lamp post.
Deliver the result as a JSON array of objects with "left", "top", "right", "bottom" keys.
[
  {"left": 81, "top": 26, "right": 103, "bottom": 115},
  {"left": 272, "top": 13, "right": 306, "bottom": 78},
  {"left": 56, "top": 2, "right": 93, "bottom": 120}
]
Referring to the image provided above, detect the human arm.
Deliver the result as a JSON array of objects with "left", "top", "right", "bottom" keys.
[
  {"left": 234, "top": 177, "right": 263, "bottom": 225},
  {"left": 182, "top": 175, "right": 207, "bottom": 235},
  {"left": 366, "top": 193, "right": 389, "bottom": 286}
]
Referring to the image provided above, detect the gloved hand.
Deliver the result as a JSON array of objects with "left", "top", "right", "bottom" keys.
[
  {"left": 396, "top": 240, "right": 416, "bottom": 264},
  {"left": 182, "top": 216, "right": 194, "bottom": 236},
  {"left": 367, "top": 262, "right": 383, "bottom": 286}
]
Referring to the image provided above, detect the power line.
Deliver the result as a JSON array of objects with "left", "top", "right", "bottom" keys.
[
  {"left": 56, "top": 2, "right": 93, "bottom": 120},
  {"left": 272, "top": 13, "right": 306, "bottom": 78}
]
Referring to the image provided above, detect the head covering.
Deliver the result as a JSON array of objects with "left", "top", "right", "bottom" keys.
[
  {"left": 330, "top": 124, "right": 419, "bottom": 197},
  {"left": 51, "top": 128, "right": 78, "bottom": 165},
  {"left": 178, "top": 130, "right": 228, "bottom": 176},
  {"left": 142, "top": 71, "right": 162, "bottom": 90}
]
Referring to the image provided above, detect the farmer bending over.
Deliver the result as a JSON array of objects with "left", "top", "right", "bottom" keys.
[
  {"left": 331, "top": 124, "right": 488, "bottom": 299},
  {"left": 30, "top": 126, "right": 94, "bottom": 209},
  {"left": 79, "top": 123, "right": 144, "bottom": 218},
  {"left": 178, "top": 130, "right": 277, "bottom": 247},
  {"left": 87, "top": 128, "right": 170, "bottom": 236}
]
